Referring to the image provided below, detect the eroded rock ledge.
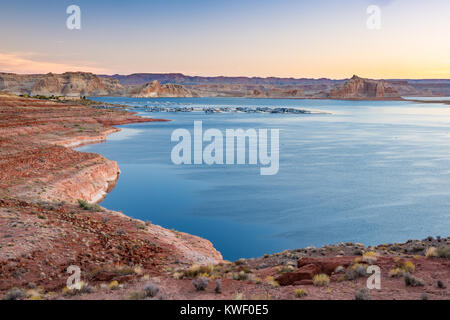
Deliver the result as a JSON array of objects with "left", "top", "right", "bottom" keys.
[{"left": 0, "top": 95, "right": 223, "bottom": 295}]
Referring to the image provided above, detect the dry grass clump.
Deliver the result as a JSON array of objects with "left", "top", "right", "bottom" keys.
[
  {"left": 313, "top": 274, "right": 330, "bottom": 287},
  {"left": 389, "top": 259, "right": 416, "bottom": 278},
  {"left": 395, "top": 260, "right": 415, "bottom": 273},
  {"left": 362, "top": 251, "right": 378, "bottom": 265},
  {"left": 62, "top": 281, "right": 93, "bottom": 296},
  {"left": 389, "top": 268, "right": 405, "bottom": 278},
  {"left": 277, "top": 265, "right": 295, "bottom": 274},
  {"left": 264, "top": 276, "right": 280, "bottom": 287},
  {"left": 181, "top": 264, "right": 225, "bottom": 279},
  {"left": 294, "top": 288, "right": 308, "bottom": 298},
  {"left": 108, "top": 280, "right": 120, "bottom": 290},
  {"left": 251, "top": 293, "right": 271, "bottom": 300}
]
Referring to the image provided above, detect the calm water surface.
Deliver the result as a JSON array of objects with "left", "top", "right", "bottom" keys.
[{"left": 78, "top": 97, "right": 450, "bottom": 260}]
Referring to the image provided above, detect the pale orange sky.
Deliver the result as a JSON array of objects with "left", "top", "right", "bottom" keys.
[{"left": 0, "top": 0, "right": 449, "bottom": 79}]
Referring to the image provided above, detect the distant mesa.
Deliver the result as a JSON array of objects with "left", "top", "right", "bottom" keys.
[
  {"left": 0, "top": 71, "right": 448, "bottom": 99},
  {"left": 130, "top": 80, "right": 198, "bottom": 98}
]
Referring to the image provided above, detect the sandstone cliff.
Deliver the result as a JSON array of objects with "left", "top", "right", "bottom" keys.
[
  {"left": 329, "top": 75, "right": 401, "bottom": 99},
  {"left": 0, "top": 72, "right": 125, "bottom": 97},
  {"left": 130, "top": 80, "right": 198, "bottom": 98}
]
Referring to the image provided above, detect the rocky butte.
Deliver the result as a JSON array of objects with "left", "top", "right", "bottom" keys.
[{"left": 329, "top": 75, "right": 401, "bottom": 99}]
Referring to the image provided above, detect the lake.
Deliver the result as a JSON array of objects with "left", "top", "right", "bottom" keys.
[{"left": 78, "top": 97, "right": 450, "bottom": 261}]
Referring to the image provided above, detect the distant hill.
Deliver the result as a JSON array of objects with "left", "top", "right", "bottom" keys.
[{"left": 1, "top": 71, "right": 449, "bottom": 98}]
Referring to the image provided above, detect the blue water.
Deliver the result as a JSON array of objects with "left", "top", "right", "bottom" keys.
[{"left": 78, "top": 97, "right": 450, "bottom": 261}]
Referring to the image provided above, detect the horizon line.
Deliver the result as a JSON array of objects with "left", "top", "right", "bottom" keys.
[{"left": 1, "top": 70, "right": 450, "bottom": 81}]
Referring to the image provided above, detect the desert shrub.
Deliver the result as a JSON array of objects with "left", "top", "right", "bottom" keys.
[
  {"left": 193, "top": 277, "right": 209, "bottom": 291},
  {"left": 345, "top": 264, "right": 367, "bottom": 280},
  {"left": 215, "top": 279, "right": 222, "bottom": 294},
  {"left": 362, "top": 253, "right": 377, "bottom": 265},
  {"left": 395, "top": 260, "right": 415, "bottom": 273},
  {"left": 264, "top": 276, "right": 279, "bottom": 287},
  {"left": 278, "top": 265, "right": 295, "bottom": 274},
  {"left": 3, "top": 288, "right": 26, "bottom": 300},
  {"left": 251, "top": 293, "right": 271, "bottom": 300},
  {"left": 143, "top": 282, "right": 159, "bottom": 298},
  {"left": 108, "top": 280, "right": 120, "bottom": 290},
  {"left": 127, "top": 291, "right": 147, "bottom": 300},
  {"left": 425, "top": 247, "right": 438, "bottom": 258},
  {"left": 437, "top": 280, "right": 446, "bottom": 289},
  {"left": 182, "top": 264, "right": 215, "bottom": 278},
  {"left": 294, "top": 288, "right": 308, "bottom": 298},
  {"left": 355, "top": 288, "right": 371, "bottom": 300},
  {"left": 313, "top": 274, "right": 330, "bottom": 287},
  {"left": 437, "top": 246, "right": 450, "bottom": 258},
  {"left": 404, "top": 273, "right": 424, "bottom": 287},
  {"left": 233, "top": 271, "right": 249, "bottom": 281},
  {"left": 421, "top": 293, "right": 429, "bottom": 300},
  {"left": 77, "top": 199, "right": 102, "bottom": 212},
  {"left": 389, "top": 268, "right": 405, "bottom": 278}
]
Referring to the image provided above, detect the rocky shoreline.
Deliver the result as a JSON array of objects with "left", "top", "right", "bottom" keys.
[{"left": 0, "top": 94, "right": 448, "bottom": 300}]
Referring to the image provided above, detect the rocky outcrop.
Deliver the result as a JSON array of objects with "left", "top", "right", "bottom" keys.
[
  {"left": 130, "top": 80, "right": 197, "bottom": 98},
  {"left": 329, "top": 75, "right": 401, "bottom": 99},
  {"left": 0, "top": 72, "right": 124, "bottom": 97},
  {"left": 31, "top": 72, "right": 125, "bottom": 97},
  {"left": 276, "top": 256, "right": 355, "bottom": 286}
]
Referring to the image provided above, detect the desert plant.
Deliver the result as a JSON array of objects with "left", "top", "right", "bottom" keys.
[
  {"left": 313, "top": 274, "right": 330, "bottom": 287},
  {"left": 108, "top": 280, "right": 120, "bottom": 290},
  {"left": 127, "top": 291, "right": 147, "bottom": 300},
  {"left": 215, "top": 279, "right": 222, "bottom": 294},
  {"left": 264, "top": 276, "right": 279, "bottom": 287},
  {"left": 193, "top": 277, "right": 209, "bottom": 291},
  {"left": 346, "top": 264, "right": 367, "bottom": 280},
  {"left": 233, "top": 271, "right": 249, "bottom": 281},
  {"left": 436, "top": 246, "right": 450, "bottom": 258},
  {"left": 294, "top": 288, "right": 308, "bottom": 298},
  {"left": 355, "top": 288, "right": 371, "bottom": 300},
  {"left": 143, "top": 282, "right": 159, "bottom": 297},
  {"left": 77, "top": 199, "right": 102, "bottom": 212},
  {"left": 3, "top": 288, "right": 26, "bottom": 300},
  {"left": 404, "top": 273, "right": 424, "bottom": 287},
  {"left": 278, "top": 265, "right": 295, "bottom": 274},
  {"left": 389, "top": 268, "right": 405, "bottom": 278},
  {"left": 437, "top": 280, "right": 446, "bottom": 289},
  {"left": 394, "top": 259, "right": 415, "bottom": 273}
]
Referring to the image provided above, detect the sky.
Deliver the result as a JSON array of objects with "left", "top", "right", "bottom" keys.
[{"left": 0, "top": 0, "right": 449, "bottom": 79}]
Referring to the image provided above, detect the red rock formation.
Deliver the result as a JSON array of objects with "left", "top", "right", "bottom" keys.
[
  {"left": 131, "top": 80, "right": 197, "bottom": 97},
  {"left": 329, "top": 75, "right": 401, "bottom": 99},
  {"left": 276, "top": 256, "right": 355, "bottom": 286}
]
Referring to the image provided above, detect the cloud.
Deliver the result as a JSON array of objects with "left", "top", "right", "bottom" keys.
[{"left": 0, "top": 52, "right": 109, "bottom": 74}]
